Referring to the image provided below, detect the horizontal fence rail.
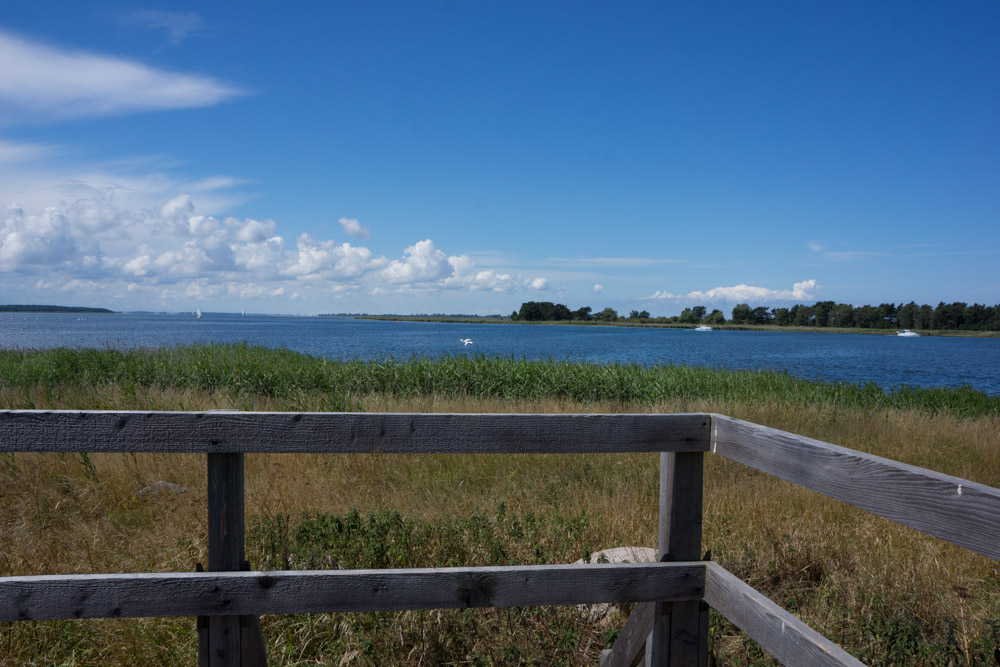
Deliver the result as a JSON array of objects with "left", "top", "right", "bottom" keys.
[
  {"left": 0, "top": 562, "right": 705, "bottom": 622},
  {"left": 0, "top": 410, "right": 711, "bottom": 454},
  {"left": 704, "top": 563, "right": 864, "bottom": 667},
  {"left": 712, "top": 415, "right": 1000, "bottom": 561}
]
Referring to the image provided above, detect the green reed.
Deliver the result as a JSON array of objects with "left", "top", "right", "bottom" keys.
[{"left": 1, "top": 343, "right": 996, "bottom": 418}]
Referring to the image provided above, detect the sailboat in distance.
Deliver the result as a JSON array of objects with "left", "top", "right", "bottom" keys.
[{"left": 196, "top": 307, "right": 202, "bottom": 319}]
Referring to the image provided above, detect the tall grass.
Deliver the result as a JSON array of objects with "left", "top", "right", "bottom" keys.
[
  {"left": 1, "top": 344, "right": 998, "bottom": 665},
  {"left": 1, "top": 343, "right": 997, "bottom": 417}
]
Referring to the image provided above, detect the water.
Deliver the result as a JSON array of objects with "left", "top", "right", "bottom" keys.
[{"left": 2, "top": 312, "right": 999, "bottom": 395}]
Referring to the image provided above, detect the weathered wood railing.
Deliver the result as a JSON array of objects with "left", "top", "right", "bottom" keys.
[{"left": 1, "top": 410, "right": 998, "bottom": 666}]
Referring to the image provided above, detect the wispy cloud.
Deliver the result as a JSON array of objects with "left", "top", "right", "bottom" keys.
[
  {"left": 0, "top": 138, "right": 56, "bottom": 163},
  {"left": 116, "top": 10, "right": 206, "bottom": 45},
  {"left": 807, "top": 240, "right": 888, "bottom": 262},
  {"left": 545, "top": 256, "right": 682, "bottom": 268},
  {"left": 0, "top": 29, "right": 243, "bottom": 124},
  {"left": 821, "top": 250, "right": 890, "bottom": 262},
  {"left": 644, "top": 279, "right": 819, "bottom": 304}
]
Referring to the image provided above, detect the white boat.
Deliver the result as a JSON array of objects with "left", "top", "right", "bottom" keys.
[
  {"left": 694, "top": 325, "right": 712, "bottom": 331},
  {"left": 896, "top": 329, "right": 919, "bottom": 337},
  {"left": 196, "top": 307, "right": 202, "bottom": 319}
]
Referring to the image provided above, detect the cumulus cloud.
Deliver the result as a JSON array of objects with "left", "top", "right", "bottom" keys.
[
  {"left": 338, "top": 217, "right": 371, "bottom": 240},
  {"left": 0, "top": 192, "right": 547, "bottom": 309},
  {"left": 526, "top": 277, "right": 548, "bottom": 290},
  {"left": 382, "top": 240, "right": 449, "bottom": 284},
  {"left": 0, "top": 28, "right": 242, "bottom": 123},
  {"left": 646, "top": 280, "right": 819, "bottom": 304},
  {"left": 594, "top": 283, "right": 604, "bottom": 293}
]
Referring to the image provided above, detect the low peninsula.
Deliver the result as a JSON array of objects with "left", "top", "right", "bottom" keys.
[{"left": 0, "top": 304, "right": 114, "bottom": 314}]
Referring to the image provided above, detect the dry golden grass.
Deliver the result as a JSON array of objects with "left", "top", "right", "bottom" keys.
[{"left": 1, "top": 389, "right": 998, "bottom": 665}]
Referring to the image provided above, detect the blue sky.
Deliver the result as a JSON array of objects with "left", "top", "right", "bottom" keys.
[{"left": 1, "top": 2, "right": 997, "bottom": 315}]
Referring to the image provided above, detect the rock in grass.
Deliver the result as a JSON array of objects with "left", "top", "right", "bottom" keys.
[
  {"left": 574, "top": 546, "right": 657, "bottom": 624},
  {"left": 137, "top": 480, "right": 187, "bottom": 497}
]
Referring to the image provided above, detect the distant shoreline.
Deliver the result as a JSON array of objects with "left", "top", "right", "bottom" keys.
[
  {"left": 354, "top": 315, "right": 1000, "bottom": 338},
  {"left": 0, "top": 305, "right": 114, "bottom": 314}
]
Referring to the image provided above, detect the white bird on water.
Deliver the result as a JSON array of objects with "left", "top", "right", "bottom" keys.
[{"left": 460, "top": 338, "right": 474, "bottom": 346}]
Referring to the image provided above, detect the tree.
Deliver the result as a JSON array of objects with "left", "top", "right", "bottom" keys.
[
  {"left": 594, "top": 307, "right": 618, "bottom": 322},
  {"left": 552, "top": 303, "right": 572, "bottom": 321},
  {"left": 573, "top": 306, "right": 593, "bottom": 321},
  {"left": 705, "top": 309, "right": 726, "bottom": 325},
  {"left": 750, "top": 306, "right": 772, "bottom": 324},
  {"left": 792, "top": 305, "right": 814, "bottom": 326},
  {"left": 771, "top": 307, "right": 791, "bottom": 326},
  {"left": 517, "top": 301, "right": 572, "bottom": 321},
  {"left": 730, "top": 303, "right": 752, "bottom": 324},
  {"left": 830, "top": 303, "right": 854, "bottom": 328},
  {"left": 813, "top": 301, "right": 835, "bottom": 327},
  {"left": 896, "top": 302, "right": 917, "bottom": 329},
  {"left": 854, "top": 305, "right": 878, "bottom": 328},
  {"left": 628, "top": 310, "right": 641, "bottom": 320}
]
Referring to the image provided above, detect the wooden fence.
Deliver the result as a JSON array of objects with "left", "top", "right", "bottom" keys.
[{"left": 1, "top": 410, "right": 998, "bottom": 666}]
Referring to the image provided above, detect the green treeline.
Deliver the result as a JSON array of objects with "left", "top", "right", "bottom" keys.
[{"left": 513, "top": 300, "right": 1000, "bottom": 331}]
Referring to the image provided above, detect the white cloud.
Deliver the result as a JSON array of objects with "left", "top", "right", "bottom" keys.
[
  {"left": 0, "top": 192, "right": 542, "bottom": 309},
  {"left": 338, "top": 217, "right": 371, "bottom": 240},
  {"left": 117, "top": 10, "right": 206, "bottom": 45},
  {"left": 546, "top": 256, "right": 680, "bottom": 267},
  {"left": 807, "top": 241, "right": 823, "bottom": 252},
  {"left": 0, "top": 204, "right": 79, "bottom": 269},
  {"left": 593, "top": 283, "right": 604, "bottom": 293},
  {"left": 0, "top": 28, "right": 242, "bottom": 124},
  {"left": 0, "top": 138, "right": 55, "bottom": 163},
  {"left": 645, "top": 279, "right": 819, "bottom": 304},
  {"left": 382, "top": 239, "right": 449, "bottom": 284},
  {"left": 526, "top": 277, "right": 548, "bottom": 290}
]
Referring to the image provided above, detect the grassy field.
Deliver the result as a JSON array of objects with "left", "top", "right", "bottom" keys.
[{"left": 1, "top": 345, "right": 998, "bottom": 665}]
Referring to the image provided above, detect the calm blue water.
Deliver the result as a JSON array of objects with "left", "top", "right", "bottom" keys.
[{"left": 2, "top": 312, "right": 999, "bottom": 395}]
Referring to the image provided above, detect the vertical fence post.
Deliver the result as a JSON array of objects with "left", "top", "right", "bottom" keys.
[
  {"left": 206, "top": 452, "right": 245, "bottom": 666},
  {"left": 649, "top": 451, "right": 707, "bottom": 666}
]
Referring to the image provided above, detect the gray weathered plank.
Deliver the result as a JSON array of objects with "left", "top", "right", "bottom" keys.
[
  {"left": 649, "top": 452, "right": 706, "bottom": 666},
  {"left": 206, "top": 453, "right": 251, "bottom": 667},
  {"left": 704, "top": 562, "right": 864, "bottom": 666},
  {"left": 0, "top": 411, "right": 711, "bottom": 454},
  {"left": 712, "top": 415, "right": 1000, "bottom": 561},
  {"left": 0, "top": 562, "right": 706, "bottom": 622},
  {"left": 602, "top": 601, "right": 655, "bottom": 667}
]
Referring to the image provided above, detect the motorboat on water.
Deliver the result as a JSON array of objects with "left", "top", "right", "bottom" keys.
[
  {"left": 694, "top": 325, "right": 712, "bottom": 331},
  {"left": 896, "top": 329, "right": 919, "bottom": 337}
]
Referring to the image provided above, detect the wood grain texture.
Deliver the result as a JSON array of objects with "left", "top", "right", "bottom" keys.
[
  {"left": 704, "top": 563, "right": 864, "bottom": 667},
  {"left": 712, "top": 415, "right": 1000, "bottom": 561},
  {"left": 0, "top": 562, "right": 705, "bottom": 622},
  {"left": 205, "top": 453, "right": 248, "bottom": 667},
  {"left": 651, "top": 452, "right": 706, "bottom": 667},
  {"left": 602, "top": 601, "right": 655, "bottom": 667},
  {"left": 0, "top": 410, "right": 711, "bottom": 454}
]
